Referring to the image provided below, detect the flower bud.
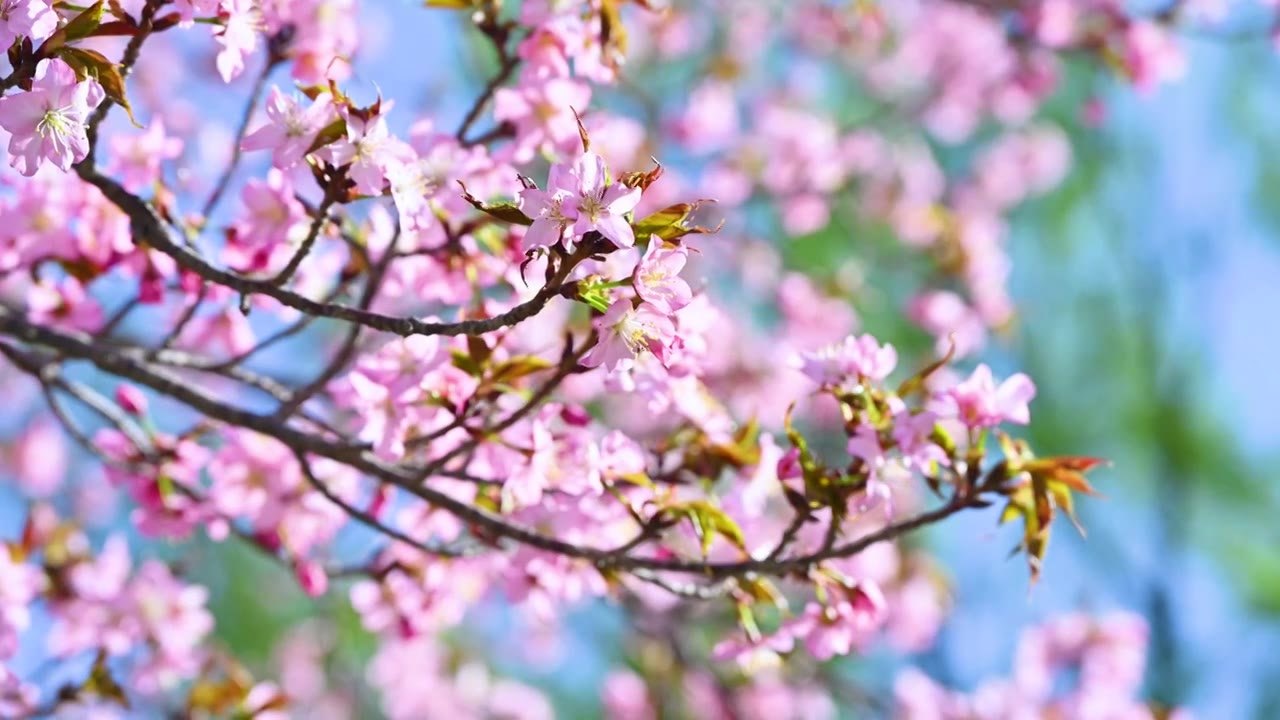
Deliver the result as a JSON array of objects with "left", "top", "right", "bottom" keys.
[{"left": 114, "top": 385, "right": 148, "bottom": 417}]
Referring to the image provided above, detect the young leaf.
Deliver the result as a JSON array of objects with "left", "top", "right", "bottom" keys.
[
  {"left": 572, "top": 106, "right": 591, "bottom": 153},
  {"left": 633, "top": 200, "right": 723, "bottom": 242},
  {"left": 62, "top": 1, "right": 107, "bottom": 42},
  {"left": 896, "top": 337, "right": 957, "bottom": 398},
  {"left": 668, "top": 500, "right": 749, "bottom": 558},
  {"left": 57, "top": 47, "right": 140, "bottom": 126},
  {"left": 305, "top": 117, "right": 348, "bottom": 155},
  {"left": 489, "top": 356, "right": 556, "bottom": 386},
  {"left": 458, "top": 181, "right": 534, "bottom": 226},
  {"left": 38, "top": 1, "right": 105, "bottom": 54}
]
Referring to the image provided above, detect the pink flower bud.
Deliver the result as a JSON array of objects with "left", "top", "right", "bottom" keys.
[
  {"left": 296, "top": 559, "right": 328, "bottom": 598},
  {"left": 115, "top": 385, "right": 148, "bottom": 417},
  {"left": 776, "top": 447, "right": 803, "bottom": 482},
  {"left": 367, "top": 484, "right": 393, "bottom": 520},
  {"left": 560, "top": 404, "right": 593, "bottom": 427},
  {"left": 180, "top": 270, "right": 203, "bottom": 295}
]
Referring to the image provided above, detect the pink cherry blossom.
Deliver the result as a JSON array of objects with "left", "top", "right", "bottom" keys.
[
  {"left": 26, "top": 276, "right": 103, "bottom": 333},
  {"left": 793, "top": 333, "right": 897, "bottom": 387},
  {"left": 601, "top": 671, "right": 655, "bottom": 720},
  {"left": 1120, "top": 21, "right": 1187, "bottom": 92},
  {"left": 633, "top": 236, "right": 692, "bottom": 313},
  {"left": 238, "top": 167, "right": 307, "bottom": 246},
  {"left": 8, "top": 415, "right": 66, "bottom": 497},
  {"left": 174, "top": 0, "right": 220, "bottom": 25},
  {"left": 106, "top": 118, "right": 183, "bottom": 193},
  {"left": 939, "top": 363, "right": 1036, "bottom": 429},
  {"left": 892, "top": 409, "right": 949, "bottom": 471},
  {"left": 328, "top": 108, "right": 407, "bottom": 196},
  {"left": 0, "top": 0, "right": 56, "bottom": 50},
  {"left": 178, "top": 305, "right": 257, "bottom": 358},
  {"left": 296, "top": 559, "right": 329, "bottom": 597},
  {"left": 493, "top": 74, "right": 591, "bottom": 161},
  {"left": 519, "top": 161, "right": 578, "bottom": 250},
  {"left": 0, "top": 548, "right": 41, "bottom": 658},
  {"left": 782, "top": 584, "right": 887, "bottom": 661},
  {"left": 0, "top": 665, "right": 36, "bottom": 717},
  {"left": 215, "top": 0, "right": 260, "bottom": 83},
  {"left": 0, "top": 59, "right": 104, "bottom": 176},
  {"left": 242, "top": 87, "right": 336, "bottom": 168},
  {"left": 907, "top": 290, "right": 987, "bottom": 358},
  {"left": 0, "top": 1, "right": 1216, "bottom": 713},
  {"left": 259, "top": 0, "right": 360, "bottom": 84},
  {"left": 897, "top": 611, "right": 1164, "bottom": 719},
  {"left": 115, "top": 384, "right": 149, "bottom": 417},
  {"left": 562, "top": 151, "right": 642, "bottom": 248},
  {"left": 582, "top": 300, "right": 678, "bottom": 371},
  {"left": 846, "top": 425, "right": 895, "bottom": 517}
]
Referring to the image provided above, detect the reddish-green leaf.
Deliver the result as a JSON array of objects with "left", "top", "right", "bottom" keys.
[
  {"left": 489, "top": 356, "right": 555, "bottom": 386},
  {"left": 633, "top": 200, "right": 723, "bottom": 242},
  {"left": 458, "top": 181, "right": 533, "bottom": 226},
  {"left": 57, "top": 46, "right": 140, "bottom": 126},
  {"left": 305, "top": 117, "right": 347, "bottom": 155}
]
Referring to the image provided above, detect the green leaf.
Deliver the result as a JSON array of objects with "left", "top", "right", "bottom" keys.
[
  {"left": 466, "top": 335, "right": 492, "bottom": 367},
  {"left": 998, "top": 500, "right": 1023, "bottom": 525},
  {"left": 57, "top": 46, "right": 140, "bottom": 126},
  {"left": 668, "top": 500, "right": 748, "bottom": 558},
  {"left": 599, "top": 0, "right": 628, "bottom": 61},
  {"left": 305, "top": 117, "right": 347, "bottom": 155},
  {"left": 1048, "top": 482, "right": 1085, "bottom": 536},
  {"left": 84, "top": 650, "right": 130, "bottom": 709},
  {"left": 735, "top": 601, "right": 762, "bottom": 642},
  {"left": 156, "top": 474, "right": 175, "bottom": 501},
  {"left": 573, "top": 279, "right": 614, "bottom": 312},
  {"left": 632, "top": 201, "right": 723, "bottom": 242},
  {"left": 38, "top": 1, "right": 105, "bottom": 54},
  {"left": 739, "top": 576, "right": 788, "bottom": 611},
  {"left": 450, "top": 348, "right": 484, "bottom": 377},
  {"left": 458, "top": 181, "right": 533, "bottom": 226},
  {"left": 610, "top": 472, "right": 653, "bottom": 488},
  {"left": 896, "top": 338, "right": 957, "bottom": 398},
  {"left": 633, "top": 204, "right": 693, "bottom": 236},
  {"left": 63, "top": 1, "right": 106, "bottom": 42},
  {"left": 488, "top": 355, "right": 555, "bottom": 386}
]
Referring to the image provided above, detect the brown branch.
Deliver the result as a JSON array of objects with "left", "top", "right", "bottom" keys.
[
  {"left": 0, "top": 308, "right": 982, "bottom": 582},
  {"left": 290, "top": 448, "right": 466, "bottom": 559},
  {"left": 74, "top": 166, "right": 578, "bottom": 340},
  {"left": 455, "top": 17, "right": 521, "bottom": 143}
]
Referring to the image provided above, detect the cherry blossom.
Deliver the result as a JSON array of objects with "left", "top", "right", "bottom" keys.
[
  {"left": 939, "top": 363, "right": 1037, "bottom": 429},
  {"left": 633, "top": 236, "right": 692, "bottom": 313},
  {"left": 0, "top": 0, "right": 56, "bottom": 50},
  {"left": 106, "top": 117, "right": 183, "bottom": 193},
  {"left": 241, "top": 87, "right": 336, "bottom": 169},
  {"left": 0, "top": 0, "right": 1217, "bottom": 715},
  {"left": 583, "top": 300, "right": 678, "bottom": 371},
  {"left": 794, "top": 334, "right": 898, "bottom": 387},
  {"left": 0, "top": 60, "right": 103, "bottom": 176},
  {"left": 562, "top": 151, "right": 642, "bottom": 248}
]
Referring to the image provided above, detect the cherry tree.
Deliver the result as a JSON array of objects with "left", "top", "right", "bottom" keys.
[{"left": 0, "top": 0, "right": 1240, "bottom": 716}]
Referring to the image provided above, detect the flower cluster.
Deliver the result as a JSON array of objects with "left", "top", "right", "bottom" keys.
[
  {"left": 895, "top": 612, "right": 1190, "bottom": 720},
  {"left": 0, "top": 0, "right": 1227, "bottom": 714}
]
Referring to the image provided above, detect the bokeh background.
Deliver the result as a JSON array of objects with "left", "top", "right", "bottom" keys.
[{"left": 3, "top": 1, "right": 1279, "bottom": 716}]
